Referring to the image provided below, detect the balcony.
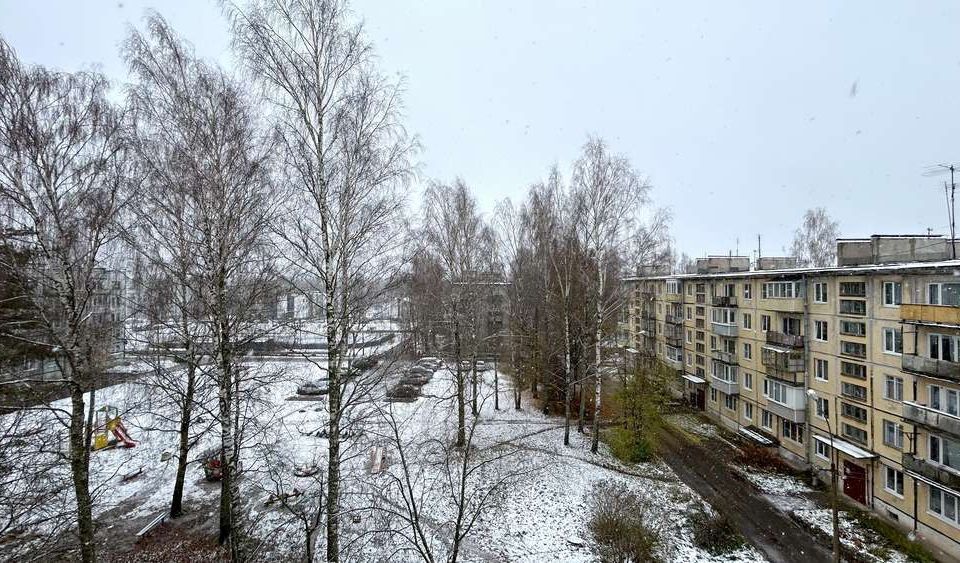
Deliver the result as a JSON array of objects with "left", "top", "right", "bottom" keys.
[
  {"left": 711, "top": 322, "right": 738, "bottom": 337},
  {"left": 709, "top": 376, "right": 739, "bottom": 396},
  {"left": 761, "top": 345, "right": 804, "bottom": 372},
  {"left": 903, "top": 401, "right": 960, "bottom": 438},
  {"left": 712, "top": 295, "right": 738, "bottom": 308},
  {"left": 711, "top": 349, "right": 737, "bottom": 364},
  {"left": 664, "top": 293, "right": 682, "bottom": 303},
  {"left": 665, "top": 314, "right": 683, "bottom": 326},
  {"left": 765, "top": 331, "right": 804, "bottom": 349},
  {"left": 764, "top": 366, "right": 805, "bottom": 385},
  {"left": 767, "top": 398, "right": 806, "bottom": 423},
  {"left": 902, "top": 453, "right": 960, "bottom": 491},
  {"left": 901, "top": 354, "right": 960, "bottom": 384},
  {"left": 901, "top": 304, "right": 960, "bottom": 327}
]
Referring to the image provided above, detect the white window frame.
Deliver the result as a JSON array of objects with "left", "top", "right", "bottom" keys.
[
  {"left": 814, "top": 282, "right": 828, "bottom": 303},
  {"left": 882, "top": 327, "right": 902, "bottom": 356},
  {"left": 929, "top": 282, "right": 960, "bottom": 307},
  {"left": 884, "top": 375, "right": 903, "bottom": 402},
  {"left": 929, "top": 434, "right": 960, "bottom": 473},
  {"left": 815, "top": 320, "right": 828, "bottom": 342},
  {"left": 815, "top": 397, "right": 829, "bottom": 419},
  {"left": 743, "top": 313, "right": 752, "bottom": 330},
  {"left": 744, "top": 401, "right": 753, "bottom": 421},
  {"left": 929, "top": 385, "right": 960, "bottom": 416},
  {"left": 761, "top": 314, "right": 771, "bottom": 332},
  {"left": 884, "top": 466, "right": 904, "bottom": 498},
  {"left": 815, "top": 358, "right": 829, "bottom": 382},
  {"left": 929, "top": 333, "right": 959, "bottom": 363},
  {"left": 883, "top": 420, "right": 903, "bottom": 450},
  {"left": 761, "top": 409, "right": 773, "bottom": 430},
  {"left": 743, "top": 283, "right": 752, "bottom": 300},
  {"left": 743, "top": 371, "right": 753, "bottom": 390},
  {"left": 743, "top": 343, "right": 752, "bottom": 360},
  {"left": 928, "top": 485, "right": 960, "bottom": 528},
  {"left": 815, "top": 440, "right": 831, "bottom": 460},
  {"left": 883, "top": 281, "right": 902, "bottom": 307}
]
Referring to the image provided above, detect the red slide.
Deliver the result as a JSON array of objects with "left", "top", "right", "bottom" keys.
[{"left": 111, "top": 422, "right": 137, "bottom": 448}]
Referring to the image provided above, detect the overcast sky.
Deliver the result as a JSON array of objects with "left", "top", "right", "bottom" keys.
[{"left": 2, "top": 1, "right": 959, "bottom": 259}]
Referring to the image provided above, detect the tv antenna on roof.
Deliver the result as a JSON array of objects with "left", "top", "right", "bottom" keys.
[{"left": 923, "top": 163, "right": 959, "bottom": 259}]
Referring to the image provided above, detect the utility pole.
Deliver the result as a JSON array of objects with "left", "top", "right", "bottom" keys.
[{"left": 925, "top": 164, "right": 957, "bottom": 259}]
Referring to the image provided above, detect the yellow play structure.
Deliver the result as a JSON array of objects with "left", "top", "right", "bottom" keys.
[{"left": 92, "top": 405, "right": 137, "bottom": 450}]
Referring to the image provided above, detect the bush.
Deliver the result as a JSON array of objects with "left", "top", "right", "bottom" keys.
[
  {"left": 587, "top": 480, "right": 662, "bottom": 563},
  {"left": 848, "top": 509, "right": 936, "bottom": 563},
  {"left": 733, "top": 443, "right": 789, "bottom": 472},
  {"left": 604, "top": 427, "right": 654, "bottom": 463},
  {"left": 689, "top": 508, "right": 745, "bottom": 555}
]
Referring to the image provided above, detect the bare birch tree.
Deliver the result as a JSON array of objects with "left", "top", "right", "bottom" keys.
[
  {"left": 572, "top": 137, "right": 650, "bottom": 453},
  {"left": 123, "top": 15, "right": 278, "bottom": 557},
  {"left": 0, "top": 37, "right": 132, "bottom": 563},
  {"left": 229, "top": 2, "right": 415, "bottom": 559},
  {"left": 790, "top": 207, "right": 839, "bottom": 267}
]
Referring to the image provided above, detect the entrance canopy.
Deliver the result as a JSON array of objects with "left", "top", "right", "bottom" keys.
[
  {"left": 682, "top": 374, "right": 706, "bottom": 384},
  {"left": 813, "top": 435, "right": 876, "bottom": 460}
]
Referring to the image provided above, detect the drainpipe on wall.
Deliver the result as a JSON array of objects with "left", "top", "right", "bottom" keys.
[{"left": 803, "top": 274, "right": 815, "bottom": 478}]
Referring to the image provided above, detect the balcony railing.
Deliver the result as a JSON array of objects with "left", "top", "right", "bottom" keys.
[
  {"left": 761, "top": 345, "right": 805, "bottom": 372},
  {"left": 711, "top": 295, "right": 738, "bottom": 308},
  {"left": 902, "top": 401, "right": 960, "bottom": 438},
  {"left": 902, "top": 453, "right": 960, "bottom": 491},
  {"left": 664, "top": 355, "right": 683, "bottom": 370},
  {"left": 764, "top": 366, "right": 805, "bottom": 385},
  {"left": 664, "top": 293, "right": 682, "bottom": 303},
  {"left": 765, "top": 331, "right": 804, "bottom": 348},
  {"left": 711, "top": 322, "right": 738, "bottom": 337},
  {"left": 711, "top": 349, "right": 737, "bottom": 364},
  {"left": 665, "top": 314, "right": 683, "bottom": 325},
  {"left": 901, "top": 304, "right": 960, "bottom": 327},
  {"left": 901, "top": 354, "right": 960, "bottom": 384},
  {"left": 709, "top": 376, "right": 739, "bottom": 396},
  {"left": 767, "top": 399, "right": 805, "bottom": 423}
]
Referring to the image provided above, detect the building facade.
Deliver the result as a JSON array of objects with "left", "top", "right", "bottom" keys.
[{"left": 623, "top": 237, "right": 960, "bottom": 558}]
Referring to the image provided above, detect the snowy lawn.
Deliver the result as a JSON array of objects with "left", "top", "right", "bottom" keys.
[{"left": 2, "top": 361, "right": 769, "bottom": 562}]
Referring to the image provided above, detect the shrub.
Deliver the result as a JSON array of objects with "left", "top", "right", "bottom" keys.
[
  {"left": 848, "top": 509, "right": 936, "bottom": 563},
  {"left": 604, "top": 427, "right": 654, "bottom": 463},
  {"left": 733, "top": 443, "right": 789, "bottom": 472},
  {"left": 689, "top": 507, "right": 745, "bottom": 555},
  {"left": 587, "top": 480, "right": 662, "bottom": 563}
]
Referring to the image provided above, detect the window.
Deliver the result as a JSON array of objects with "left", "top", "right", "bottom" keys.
[
  {"left": 696, "top": 330, "right": 705, "bottom": 342},
  {"left": 815, "top": 397, "right": 830, "bottom": 419},
  {"left": 841, "top": 402, "right": 868, "bottom": 423},
  {"left": 929, "top": 283, "right": 960, "bottom": 306},
  {"left": 743, "top": 313, "right": 752, "bottom": 330},
  {"left": 929, "top": 334, "right": 959, "bottom": 362},
  {"left": 743, "top": 283, "right": 752, "bottom": 299},
  {"left": 839, "top": 299, "right": 867, "bottom": 316},
  {"left": 883, "top": 282, "right": 902, "bottom": 306},
  {"left": 765, "top": 379, "right": 790, "bottom": 405},
  {"left": 687, "top": 353, "right": 693, "bottom": 366},
  {"left": 666, "top": 345, "right": 683, "bottom": 362},
  {"left": 725, "top": 394, "right": 738, "bottom": 411},
  {"left": 842, "top": 423, "right": 868, "bottom": 445},
  {"left": 781, "top": 420, "right": 804, "bottom": 443},
  {"left": 710, "top": 336, "right": 717, "bottom": 349},
  {"left": 696, "top": 355, "right": 705, "bottom": 366},
  {"left": 839, "top": 320, "right": 866, "bottom": 337},
  {"left": 666, "top": 280, "right": 680, "bottom": 294},
  {"left": 687, "top": 285, "right": 693, "bottom": 295},
  {"left": 814, "top": 282, "right": 828, "bottom": 303},
  {"left": 841, "top": 382, "right": 868, "bottom": 401},
  {"left": 761, "top": 314, "right": 771, "bottom": 332},
  {"left": 686, "top": 306, "right": 692, "bottom": 320},
  {"left": 841, "top": 361, "right": 867, "bottom": 379},
  {"left": 839, "top": 282, "right": 866, "bottom": 297},
  {"left": 815, "top": 358, "right": 829, "bottom": 381},
  {"left": 744, "top": 402, "right": 753, "bottom": 420},
  {"left": 840, "top": 341, "right": 867, "bottom": 358},
  {"left": 696, "top": 306, "right": 705, "bottom": 317},
  {"left": 884, "top": 466, "right": 904, "bottom": 497},
  {"left": 816, "top": 440, "right": 831, "bottom": 460},
  {"left": 711, "top": 308, "right": 737, "bottom": 325},
  {"left": 686, "top": 330, "right": 693, "bottom": 343},
  {"left": 815, "top": 320, "right": 829, "bottom": 342},
  {"left": 883, "top": 420, "right": 903, "bottom": 449},
  {"left": 712, "top": 362, "right": 738, "bottom": 383},
  {"left": 929, "top": 435, "right": 960, "bottom": 472},
  {"left": 743, "top": 343, "right": 752, "bottom": 360},
  {"left": 929, "top": 385, "right": 960, "bottom": 416},
  {"left": 743, "top": 371, "right": 753, "bottom": 390},
  {"left": 762, "top": 281, "right": 800, "bottom": 299},
  {"left": 782, "top": 317, "right": 801, "bottom": 336},
  {"left": 928, "top": 485, "right": 960, "bottom": 527},
  {"left": 884, "top": 375, "right": 903, "bottom": 402},
  {"left": 286, "top": 294, "right": 295, "bottom": 314},
  {"left": 710, "top": 388, "right": 717, "bottom": 402},
  {"left": 882, "top": 328, "right": 902, "bottom": 355},
  {"left": 761, "top": 409, "right": 773, "bottom": 430}
]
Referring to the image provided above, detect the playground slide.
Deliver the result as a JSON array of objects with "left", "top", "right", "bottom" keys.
[{"left": 111, "top": 423, "right": 136, "bottom": 448}]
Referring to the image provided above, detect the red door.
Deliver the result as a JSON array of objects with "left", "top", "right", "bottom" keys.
[{"left": 843, "top": 461, "right": 867, "bottom": 504}]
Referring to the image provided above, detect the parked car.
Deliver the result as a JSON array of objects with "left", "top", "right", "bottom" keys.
[
  {"left": 297, "top": 380, "right": 329, "bottom": 396},
  {"left": 409, "top": 365, "right": 433, "bottom": 376},
  {"left": 475, "top": 360, "right": 488, "bottom": 371},
  {"left": 417, "top": 357, "right": 441, "bottom": 369}
]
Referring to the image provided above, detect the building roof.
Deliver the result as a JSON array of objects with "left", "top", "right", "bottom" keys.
[{"left": 623, "top": 259, "right": 960, "bottom": 282}]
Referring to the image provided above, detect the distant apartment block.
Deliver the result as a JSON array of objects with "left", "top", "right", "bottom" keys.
[{"left": 622, "top": 235, "right": 960, "bottom": 557}]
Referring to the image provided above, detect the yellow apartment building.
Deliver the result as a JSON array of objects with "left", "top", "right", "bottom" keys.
[{"left": 622, "top": 236, "right": 960, "bottom": 558}]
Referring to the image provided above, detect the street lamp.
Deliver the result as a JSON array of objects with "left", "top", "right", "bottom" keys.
[{"left": 807, "top": 388, "right": 841, "bottom": 563}]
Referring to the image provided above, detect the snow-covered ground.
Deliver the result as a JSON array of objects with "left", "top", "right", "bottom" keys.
[{"left": 2, "top": 362, "right": 768, "bottom": 561}]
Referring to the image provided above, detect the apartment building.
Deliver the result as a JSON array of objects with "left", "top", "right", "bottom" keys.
[{"left": 622, "top": 236, "right": 960, "bottom": 558}]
